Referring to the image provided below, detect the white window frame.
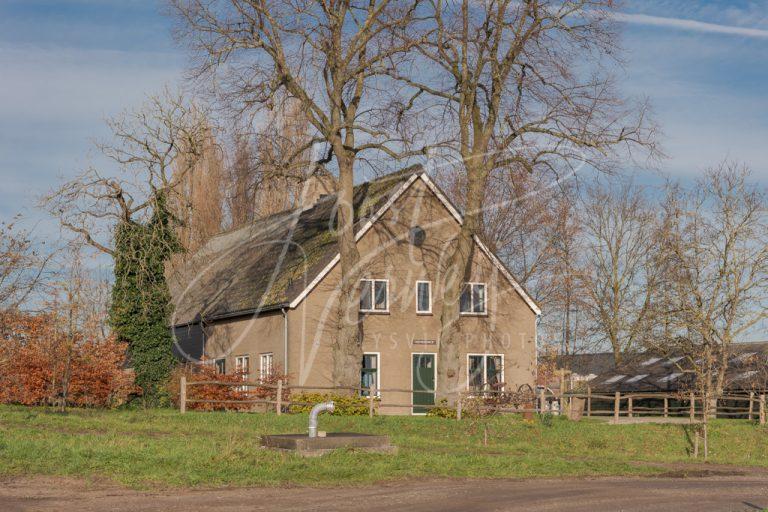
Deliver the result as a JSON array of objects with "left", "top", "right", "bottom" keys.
[
  {"left": 235, "top": 355, "right": 250, "bottom": 391},
  {"left": 466, "top": 353, "right": 505, "bottom": 392},
  {"left": 459, "top": 282, "right": 487, "bottom": 315},
  {"left": 213, "top": 358, "right": 226, "bottom": 375},
  {"left": 259, "top": 352, "right": 274, "bottom": 382},
  {"left": 415, "top": 280, "right": 432, "bottom": 314},
  {"left": 361, "top": 352, "right": 381, "bottom": 397},
  {"left": 360, "top": 278, "right": 389, "bottom": 313}
]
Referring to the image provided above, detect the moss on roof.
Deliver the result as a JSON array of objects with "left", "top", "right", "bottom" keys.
[{"left": 169, "top": 168, "right": 420, "bottom": 325}]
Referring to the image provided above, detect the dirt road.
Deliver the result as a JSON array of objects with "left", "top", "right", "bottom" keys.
[{"left": 2, "top": 472, "right": 767, "bottom": 512}]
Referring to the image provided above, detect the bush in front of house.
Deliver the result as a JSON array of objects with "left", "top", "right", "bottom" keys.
[
  {"left": 167, "top": 364, "right": 290, "bottom": 412},
  {"left": 426, "top": 399, "right": 457, "bottom": 419},
  {"left": 290, "top": 392, "right": 374, "bottom": 416}
]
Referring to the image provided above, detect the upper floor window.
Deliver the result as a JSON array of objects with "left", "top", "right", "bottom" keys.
[
  {"left": 460, "top": 283, "right": 486, "bottom": 315},
  {"left": 416, "top": 281, "right": 432, "bottom": 314},
  {"left": 214, "top": 358, "right": 226, "bottom": 375},
  {"left": 360, "top": 279, "right": 388, "bottom": 312}
]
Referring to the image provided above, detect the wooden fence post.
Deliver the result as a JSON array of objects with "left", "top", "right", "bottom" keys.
[
  {"left": 179, "top": 375, "right": 187, "bottom": 414},
  {"left": 368, "top": 384, "right": 376, "bottom": 418},
  {"left": 614, "top": 391, "right": 620, "bottom": 422},
  {"left": 276, "top": 379, "right": 283, "bottom": 416},
  {"left": 587, "top": 386, "right": 592, "bottom": 417},
  {"left": 760, "top": 394, "right": 766, "bottom": 425},
  {"left": 689, "top": 392, "right": 695, "bottom": 421},
  {"left": 559, "top": 371, "right": 566, "bottom": 416},
  {"left": 663, "top": 397, "right": 669, "bottom": 418},
  {"left": 539, "top": 387, "right": 546, "bottom": 414},
  {"left": 748, "top": 392, "right": 754, "bottom": 421},
  {"left": 628, "top": 396, "right": 634, "bottom": 418},
  {"left": 456, "top": 394, "right": 462, "bottom": 421}
]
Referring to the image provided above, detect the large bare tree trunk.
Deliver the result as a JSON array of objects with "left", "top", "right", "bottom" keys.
[
  {"left": 332, "top": 154, "right": 363, "bottom": 390},
  {"left": 437, "top": 165, "right": 486, "bottom": 403}
]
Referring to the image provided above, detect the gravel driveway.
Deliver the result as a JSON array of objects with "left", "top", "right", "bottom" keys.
[{"left": 3, "top": 471, "right": 767, "bottom": 511}]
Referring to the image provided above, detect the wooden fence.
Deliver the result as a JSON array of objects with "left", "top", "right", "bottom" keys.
[
  {"left": 570, "top": 388, "right": 767, "bottom": 423},
  {"left": 178, "top": 376, "right": 767, "bottom": 424}
]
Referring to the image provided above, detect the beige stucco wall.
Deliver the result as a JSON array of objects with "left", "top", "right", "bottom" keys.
[
  {"left": 286, "top": 178, "right": 537, "bottom": 414},
  {"left": 202, "top": 178, "right": 537, "bottom": 413},
  {"left": 204, "top": 311, "right": 286, "bottom": 380}
]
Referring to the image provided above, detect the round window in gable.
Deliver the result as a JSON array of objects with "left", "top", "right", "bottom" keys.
[{"left": 409, "top": 226, "right": 426, "bottom": 247}]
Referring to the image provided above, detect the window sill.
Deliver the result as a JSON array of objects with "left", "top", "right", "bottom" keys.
[
  {"left": 416, "top": 311, "right": 433, "bottom": 316},
  {"left": 460, "top": 312, "right": 488, "bottom": 317},
  {"left": 360, "top": 310, "right": 390, "bottom": 315}
]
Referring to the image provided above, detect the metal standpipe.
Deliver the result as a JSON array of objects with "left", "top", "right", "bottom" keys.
[{"left": 308, "top": 401, "right": 335, "bottom": 438}]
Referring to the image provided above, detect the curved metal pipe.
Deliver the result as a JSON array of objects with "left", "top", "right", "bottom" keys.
[{"left": 308, "top": 401, "right": 335, "bottom": 438}]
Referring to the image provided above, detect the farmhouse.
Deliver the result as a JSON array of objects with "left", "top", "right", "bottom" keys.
[{"left": 169, "top": 167, "right": 540, "bottom": 414}]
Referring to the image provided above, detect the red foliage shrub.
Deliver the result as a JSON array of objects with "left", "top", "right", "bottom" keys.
[
  {"left": 168, "top": 362, "right": 290, "bottom": 412},
  {"left": 0, "top": 311, "right": 137, "bottom": 408}
]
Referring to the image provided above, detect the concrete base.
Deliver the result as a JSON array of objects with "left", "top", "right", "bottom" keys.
[{"left": 261, "top": 433, "right": 396, "bottom": 457}]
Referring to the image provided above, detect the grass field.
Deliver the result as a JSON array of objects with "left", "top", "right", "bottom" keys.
[{"left": 0, "top": 405, "right": 766, "bottom": 489}]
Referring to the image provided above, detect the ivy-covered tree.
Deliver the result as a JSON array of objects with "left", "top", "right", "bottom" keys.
[
  {"left": 109, "top": 194, "right": 183, "bottom": 401},
  {"left": 42, "top": 90, "right": 207, "bottom": 404}
]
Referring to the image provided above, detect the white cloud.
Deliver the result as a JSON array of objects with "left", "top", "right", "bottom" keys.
[{"left": 615, "top": 12, "right": 768, "bottom": 38}]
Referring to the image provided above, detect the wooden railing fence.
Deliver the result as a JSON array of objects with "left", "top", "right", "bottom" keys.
[{"left": 178, "top": 376, "right": 767, "bottom": 424}]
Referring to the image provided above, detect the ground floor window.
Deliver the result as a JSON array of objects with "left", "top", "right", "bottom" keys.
[
  {"left": 361, "top": 353, "right": 380, "bottom": 396},
  {"left": 235, "top": 355, "right": 250, "bottom": 391},
  {"left": 467, "top": 354, "right": 503, "bottom": 392},
  {"left": 260, "top": 352, "right": 274, "bottom": 381},
  {"left": 214, "top": 358, "right": 226, "bottom": 375}
]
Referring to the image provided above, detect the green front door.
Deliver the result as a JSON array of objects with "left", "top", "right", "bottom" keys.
[{"left": 412, "top": 353, "right": 435, "bottom": 414}]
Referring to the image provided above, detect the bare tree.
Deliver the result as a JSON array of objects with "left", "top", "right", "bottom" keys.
[
  {"left": 579, "top": 181, "right": 661, "bottom": 364},
  {"left": 545, "top": 193, "right": 586, "bottom": 356},
  {"left": 226, "top": 99, "right": 317, "bottom": 227},
  {"left": 48, "top": 245, "right": 112, "bottom": 410},
  {"left": 227, "top": 131, "right": 258, "bottom": 228},
  {"left": 398, "top": 0, "right": 659, "bottom": 401},
  {"left": 0, "top": 217, "right": 50, "bottom": 310},
  {"left": 172, "top": 120, "right": 226, "bottom": 255},
  {"left": 41, "top": 90, "right": 208, "bottom": 256},
  {"left": 436, "top": 167, "right": 585, "bottom": 355},
  {"left": 170, "top": 0, "right": 426, "bottom": 388},
  {"left": 656, "top": 162, "right": 768, "bottom": 401}
]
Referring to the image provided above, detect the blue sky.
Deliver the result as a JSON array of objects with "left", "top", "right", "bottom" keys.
[
  {"left": 2, "top": 1, "right": 768, "bottom": 227},
  {"left": 0, "top": 1, "right": 766, "bottom": 340},
  {"left": 0, "top": 1, "right": 767, "bottom": 224}
]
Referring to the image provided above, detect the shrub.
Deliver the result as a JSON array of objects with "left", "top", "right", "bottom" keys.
[
  {"left": 167, "top": 363, "right": 290, "bottom": 412},
  {"left": 290, "top": 392, "right": 374, "bottom": 416},
  {"left": 0, "top": 311, "right": 137, "bottom": 408},
  {"left": 426, "top": 399, "right": 457, "bottom": 419}
]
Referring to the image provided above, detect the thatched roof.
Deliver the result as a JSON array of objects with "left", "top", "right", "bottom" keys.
[{"left": 169, "top": 167, "right": 420, "bottom": 326}]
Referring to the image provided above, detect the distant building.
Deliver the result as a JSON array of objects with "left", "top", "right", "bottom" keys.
[{"left": 587, "top": 343, "right": 768, "bottom": 394}]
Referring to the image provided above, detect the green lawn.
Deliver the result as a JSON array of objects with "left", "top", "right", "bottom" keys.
[{"left": 0, "top": 405, "right": 766, "bottom": 489}]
